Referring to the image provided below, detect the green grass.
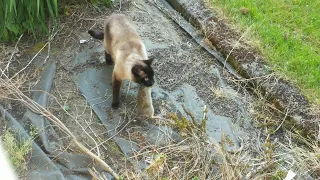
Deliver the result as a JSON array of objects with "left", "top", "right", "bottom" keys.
[
  {"left": 2, "top": 131, "right": 32, "bottom": 173},
  {"left": 0, "top": 0, "right": 59, "bottom": 42},
  {"left": 210, "top": 0, "right": 320, "bottom": 103}
]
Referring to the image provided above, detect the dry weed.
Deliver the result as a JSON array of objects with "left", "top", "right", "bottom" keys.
[
  {"left": 127, "top": 137, "right": 215, "bottom": 179},
  {"left": 279, "top": 135, "right": 320, "bottom": 178},
  {"left": 123, "top": 118, "right": 250, "bottom": 180}
]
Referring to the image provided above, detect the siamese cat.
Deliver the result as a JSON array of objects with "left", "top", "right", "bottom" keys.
[{"left": 88, "top": 14, "right": 155, "bottom": 108}]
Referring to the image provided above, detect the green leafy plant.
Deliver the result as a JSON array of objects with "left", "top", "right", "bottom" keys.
[
  {"left": 0, "top": 0, "right": 59, "bottom": 42},
  {"left": 63, "top": 105, "right": 70, "bottom": 112},
  {"left": 0, "top": 0, "right": 112, "bottom": 42}
]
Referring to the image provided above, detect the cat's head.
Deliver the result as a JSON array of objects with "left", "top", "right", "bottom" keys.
[{"left": 132, "top": 58, "right": 155, "bottom": 87}]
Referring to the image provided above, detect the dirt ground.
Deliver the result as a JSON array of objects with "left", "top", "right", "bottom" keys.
[{"left": 1, "top": 0, "right": 319, "bottom": 179}]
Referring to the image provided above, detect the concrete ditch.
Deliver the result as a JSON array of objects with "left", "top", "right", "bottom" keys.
[{"left": 161, "top": 0, "right": 314, "bottom": 126}]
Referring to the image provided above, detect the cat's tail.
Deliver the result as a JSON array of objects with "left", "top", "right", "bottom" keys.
[{"left": 88, "top": 30, "right": 104, "bottom": 40}]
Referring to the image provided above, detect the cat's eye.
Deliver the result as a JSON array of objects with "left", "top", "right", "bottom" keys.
[{"left": 144, "top": 77, "right": 149, "bottom": 81}]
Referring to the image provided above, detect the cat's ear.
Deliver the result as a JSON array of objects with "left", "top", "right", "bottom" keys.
[
  {"left": 144, "top": 57, "right": 154, "bottom": 66},
  {"left": 132, "top": 64, "right": 145, "bottom": 77}
]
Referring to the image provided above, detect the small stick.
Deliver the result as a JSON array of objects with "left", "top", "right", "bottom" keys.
[
  {"left": 10, "top": 28, "right": 59, "bottom": 80},
  {"left": 3, "top": 34, "right": 23, "bottom": 75}
]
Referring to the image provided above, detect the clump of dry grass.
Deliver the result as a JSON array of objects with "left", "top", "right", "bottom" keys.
[
  {"left": 278, "top": 135, "right": 320, "bottom": 178},
  {"left": 121, "top": 112, "right": 250, "bottom": 180},
  {"left": 124, "top": 137, "right": 250, "bottom": 180},
  {"left": 127, "top": 137, "right": 215, "bottom": 179},
  {"left": 0, "top": 73, "right": 26, "bottom": 100},
  {"left": 291, "top": 145, "right": 320, "bottom": 177},
  {"left": 221, "top": 75, "right": 320, "bottom": 179},
  {"left": 0, "top": 38, "right": 28, "bottom": 100},
  {"left": 211, "top": 142, "right": 247, "bottom": 179}
]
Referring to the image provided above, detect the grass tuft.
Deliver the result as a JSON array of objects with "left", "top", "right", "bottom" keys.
[{"left": 1, "top": 130, "right": 32, "bottom": 173}]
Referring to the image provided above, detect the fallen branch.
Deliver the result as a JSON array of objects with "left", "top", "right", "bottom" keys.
[{"left": 89, "top": 167, "right": 109, "bottom": 180}]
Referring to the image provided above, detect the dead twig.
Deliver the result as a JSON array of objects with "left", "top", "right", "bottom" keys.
[
  {"left": 3, "top": 34, "right": 23, "bottom": 75},
  {"left": 10, "top": 28, "right": 58, "bottom": 80},
  {"left": 223, "top": 25, "right": 252, "bottom": 70},
  {"left": 89, "top": 167, "right": 109, "bottom": 180}
]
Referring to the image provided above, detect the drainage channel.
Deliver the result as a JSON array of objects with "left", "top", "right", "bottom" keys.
[
  {"left": 152, "top": 0, "right": 315, "bottom": 139},
  {"left": 153, "top": 0, "right": 243, "bottom": 81}
]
